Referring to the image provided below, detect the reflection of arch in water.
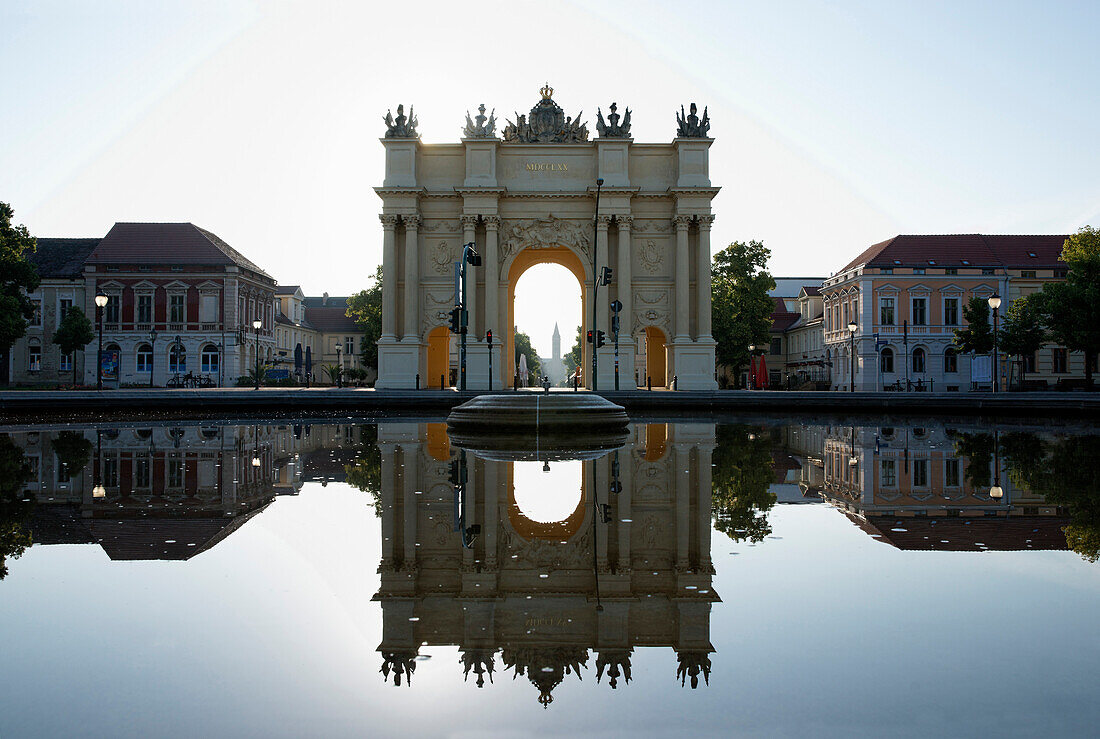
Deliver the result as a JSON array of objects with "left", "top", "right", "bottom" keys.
[{"left": 505, "top": 460, "right": 589, "bottom": 542}]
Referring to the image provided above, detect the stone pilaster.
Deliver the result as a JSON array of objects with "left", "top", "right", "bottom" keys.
[
  {"left": 461, "top": 215, "right": 479, "bottom": 339},
  {"left": 402, "top": 215, "right": 421, "bottom": 341},
  {"left": 696, "top": 215, "right": 714, "bottom": 339},
  {"left": 674, "top": 215, "right": 691, "bottom": 342},
  {"left": 380, "top": 215, "right": 398, "bottom": 339},
  {"left": 596, "top": 215, "right": 611, "bottom": 335}
]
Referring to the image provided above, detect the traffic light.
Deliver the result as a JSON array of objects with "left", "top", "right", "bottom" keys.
[
  {"left": 601, "top": 266, "right": 613, "bottom": 285},
  {"left": 448, "top": 458, "right": 461, "bottom": 486},
  {"left": 486, "top": 329, "right": 492, "bottom": 344},
  {"left": 449, "top": 307, "right": 461, "bottom": 333},
  {"left": 586, "top": 330, "right": 594, "bottom": 344},
  {"left": 596, "top": 330, "right": 606, "bottom": 348},
  {"left": 611, "top": 314, "right": 620, "bottom": 334}
]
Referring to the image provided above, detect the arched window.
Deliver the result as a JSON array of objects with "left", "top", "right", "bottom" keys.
[
  {"left": 944, "top": 347, "right": 958, "bottom": 374},
  {"left": 136, "top": 344, "right": 153, "bottom": 373},
  {"left": 880, "top": 347, "right": 894, "bottom": 373},
  {"left": 912, "top": 347, "right": 926, "bottom": 374},
  {"left": 169, "top": 344, "right": 186, "bottom": 372},
  {"left": 201, "top": 344, "right": 219, "bottom": 373}
]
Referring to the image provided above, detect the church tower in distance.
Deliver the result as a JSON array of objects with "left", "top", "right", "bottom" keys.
[{"left": 552, "top": 322, "right": 561, "bottom": 360}]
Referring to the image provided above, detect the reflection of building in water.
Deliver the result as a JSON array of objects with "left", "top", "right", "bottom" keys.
[
  {"left": 784, "top": 423, "right": 1070, "bottom": 551},
  {"left": 373, "top": 422, "right": 718, "bottom": 703},
  {"left": 10, "top": 422, "right": 361, "bottom": 560}
]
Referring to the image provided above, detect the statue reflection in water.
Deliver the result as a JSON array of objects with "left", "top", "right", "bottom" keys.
[{"left": 371, "top": 421, "right": 719, "bottom": 705}]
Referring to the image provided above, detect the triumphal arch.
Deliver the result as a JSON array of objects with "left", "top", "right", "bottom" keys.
[{"left": 375, "top": 86, "right": 719, "bottom": 390}]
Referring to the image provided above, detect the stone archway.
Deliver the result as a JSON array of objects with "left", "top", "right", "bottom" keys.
[{"left": 505, "top": 245, "right": 589, "bottom": 389}]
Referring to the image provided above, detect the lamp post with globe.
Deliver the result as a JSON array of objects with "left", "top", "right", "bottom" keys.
[
  {"left": 988, "top": 293, "right": 1002, "bottom": 392},
  {"left": 94, "top": 293, "right": 109, "bottom": 390}
]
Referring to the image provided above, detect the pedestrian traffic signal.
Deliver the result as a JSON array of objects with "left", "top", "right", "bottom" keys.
[
  {"left": 486, "top": 329, "right": 492, "bottom": 344},
  {"left": 596, "top": 330, "right": 606, "bottom": 348},
  {"left": 449, "top": 307, "right": 462, "bottom": 333},
  {"left": 586, "top": 330, "right": 594, "bottom": 344}
]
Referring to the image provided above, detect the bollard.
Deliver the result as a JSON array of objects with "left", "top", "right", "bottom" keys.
[
  {"left": 673, "top": 375, "right": 678, "bottom": 391},
  {"left": 440, "top": 374, "right": 445, "bottom": 390},
  {"left": 415, "top": 373, "right": 420, "bottom": 390},
  {"left": 647, "top": 375, "right": 652, "bottom": 391},
  {"left": 514, "top": 374, "right": 518, "bottom": 391}
]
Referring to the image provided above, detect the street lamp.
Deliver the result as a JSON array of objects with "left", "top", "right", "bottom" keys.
[
  {"left": 94, "top": 293, "right": 108, "bottom": 390},
  {"left": 334, "top": 341, "right": 342, "bottom": 388},
  {"left": 252, "top": 319, "right": 262, "bottom": 389},
  {"left": 148, "top": 328, "right": 158, "bottom": 388},
  {"left": 591, "top": 177, "right": 605, "bottom": 391},
  {"left": 847, "top": 321, "right": 858, "bottom": 393},
  {"left": 747, "top": 345, "right": 756, "bottom": 390},
  {"left": 988, "top": 293, "right": 1002, "bottom": 392}
]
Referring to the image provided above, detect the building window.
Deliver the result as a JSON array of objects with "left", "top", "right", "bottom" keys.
[
  {"left": 913, "top": 267, "right": 925, "bottom": 275},
  {"left": 1052, "top": 348, "right": 1068, "bottom": 374},
  {"left": 981, "top": 268, "right": 995, "bottom": 276},
  {"left": 1021, "top": 270, "right": 1037, "bottom": 279},
  {"left": 169, "top": 344, "right": 186, "bottom": 373},
  {"left": 137, "top": 294, "right": 153, "bottom": 323},
  {"left": 770, "top": 338, "right": 782, "bottom": 355},
  {"left": 945, "top": 459, "right": 960, "bottom": 487},
  {"left": 880, "top": 268, "right": 893, "bottom": 275},
  {"left": 913, "top": 459, "right": 929, "bottom": 487},
  {"left": 134, "top": 455, "right": 152, "bottom": 488},
  {"left": 945, "top": 268, "right": 958, "bottom": 275},
  {"left": 912, "top": 347, "right": 926, "bottom": 374},
  {"left": 136, "top": 344, "right": 153, "bottom": 372},
  {"left": 167, "top": 458, "right": 184, "bottom": 488},
  {"left": 201, "top": 344, "right": 219, "bottom": 374},
  {"left": 60, "top": 352, "right": 72, "bottom": 372},
  {"left": 345, "top": 336, "right": 355, "bottom": 355},
  {"left": 58, "top": 298, "right": 73, "bottom": 327},
  {"left": 944, "top": 298, "right": 959, "bottom": 326},
  {"left": 200, "top": 294, "right": 218, "bottom": 323},
  {"left": 911, "top": 298, "right": 927, "bottom": 326},
  {"left": 944, "top": 348, "right": 958, "bottom": 373},
  {"left": 881, "top": 460, "right": 897, "bottom": 487},
  {"left": 169, "top": 294, "right": 185, "bottom": 323},
  {"left": 103, "top": 455, "right": 119, "bottom": 488},
  {"left": 880, "top": 297, "right": 895, "bottom": 326},
  {"left": 1025, "top": 352, "right": 1037, "bottom": 373},
  {"left": 881, "top": 347, "right": 894, "bottom": 373},
  {"left": 28, "top": 343, "right": 41, "bottom": 371},
  {"left": 104, "top": 295, "right": 120, "bottom": 324}
]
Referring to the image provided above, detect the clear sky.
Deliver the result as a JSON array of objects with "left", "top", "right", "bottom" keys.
[{"left": 3, "top": 1, "right": 1097, "bottom": 356}]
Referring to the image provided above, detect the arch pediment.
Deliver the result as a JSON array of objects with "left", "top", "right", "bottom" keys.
[{"left": 499, "top": 215, "right": 592, "bottom": 276}]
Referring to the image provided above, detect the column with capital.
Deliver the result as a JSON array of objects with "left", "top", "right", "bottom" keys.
[
  {"left": 596, "top": 215, "right": 611, "bottom": 335},
  {"left": 402, "top": 215, "right": 421, "bottom": 341},
  {"left": 674, "top": 444, "right": 691, "bottom": 572},
  {"left": 461, "top": 215, "right": 479, "bottom": 340},
  {"left": 380, "top": 215, "right": 398, "bottom": 339},
  {"left": 673, "top": 215, "right": 691, "bottom": 342},
  {"left": 615, "top": 216, "right": 636, "bottom": 387},
  {"left": 696, "top": 215, "right": 714, "bottom": 339},
  {"left": 400, "top": 443, "right": 420, "bottom": 571},
  {"left": 484, "top": 216, "right": 501, "bottom": 385},
  {"left": 696, "top": 441, "right": 715, "bottom": 574},
  {"left": 379, "top": 441, "right": 397, "bottom": 571}
]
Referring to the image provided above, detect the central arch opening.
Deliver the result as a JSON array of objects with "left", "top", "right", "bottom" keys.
[{"left": 507, "top": 247, "right": 587, "bottom": 388}]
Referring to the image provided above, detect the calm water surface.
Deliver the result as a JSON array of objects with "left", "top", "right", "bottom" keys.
[{"left": 2, "top": 417, "right": 1099, "bottom": 738}]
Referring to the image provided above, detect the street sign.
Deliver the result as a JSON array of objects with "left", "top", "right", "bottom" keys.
[{"left": 610, "top": 299, "right": 622, "bottom": 313}]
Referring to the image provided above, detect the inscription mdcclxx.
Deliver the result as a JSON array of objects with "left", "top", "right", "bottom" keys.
[{"left": 525, "top": 162, "right": 568, "bottom": 172}]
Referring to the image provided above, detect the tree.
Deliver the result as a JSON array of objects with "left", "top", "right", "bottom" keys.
[
  {"left": 52, "top": 307, "right": 95, "bottom": 384},
  {"left": 320, "top": 363, "right": 342, "bottom": 385},
  {"left": 1037, "top": 226, "right": 1100, "bottom": 388},
  {"left": 998, "top": 294, "right": 1046, "bottom": 389},
  {"left": 563, "top": 325, "right": 583, "bottom": 378},
  {"left": 346, "top": 265, "right": 383, "bottom": 370},
  {"left": 344, "top": 425, "right": 383, "bottom": 516},
  {"left": 711, "top": 241, "right": 775, "bottom": 382},
  {"left": 953, "top": 297, "right": 994, "bottom": 355},
  {"left": 0, "top": 202, "right": 41, "bottom": 362},
  {"left": 0, "top": 435, "right": 34, "bottom": 579},
  {"left": 711, "top": 424, "right": 777, "bottom": 543},
  {"left": 50, "top": 431, "right": 92, "bottom": 480},
  {"left": 513, "top": 329, "right": 542, "bottom": 383}
]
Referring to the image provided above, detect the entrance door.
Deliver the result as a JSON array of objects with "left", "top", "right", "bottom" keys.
[
  {"left": 644, "top": 326, "right": 667, "bottom": 388},
  {"left": 426, "top": 326, "right": 451, "bottom": 388}
]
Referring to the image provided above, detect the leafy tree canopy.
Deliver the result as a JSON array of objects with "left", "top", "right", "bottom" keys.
[
  {"left": 563, "top": 325, "right": 583, "bottom": 378},
  {"left": 953, "top": 297, "right": 995, "bottom": 355},
  {"left": 53, "top": 307, "right": 95, "bottom": 384},
  {"left": 0, "top": 202, "right": 41, "bottom": 353},
  {"left": 711, "top": 241, "right": 775, "bottom": 376},
  {"left": 1037, "top": 226, "right": 1100, "bottom": 386},
  {"left": 0, "top": 435, "right": 34, "bottom": 579},
  {"left": 50, "top": 431, "right": 92, "bottom": 480},
  {"left": 343, "top": 425, "right": 383, "bottom": 516},
  {"left": 346, "top": 265, "right": 383, "bottom": 369}
]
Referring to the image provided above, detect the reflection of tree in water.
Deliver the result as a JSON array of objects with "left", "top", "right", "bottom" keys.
[
  {"left": 0, "top": 435, "right": 34, "bottom": 580},
  {"left": 50, "top": 430, "right": 92, "bottom": 481},
  {"left": 344, "top": 425, "right": 383, "bottom": 515},
  {"left": 503, "top": 646, "right": 589, "bottom": 707},
  {"left": 711, "top": 425, "right": 776, "bottom": 542},
  {"left": 953, "top": 431, "right": 1100, "bottom": 563}
]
